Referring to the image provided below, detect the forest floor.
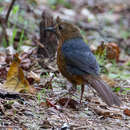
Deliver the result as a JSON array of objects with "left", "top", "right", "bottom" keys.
[{"left": 0, "top": 0, "right": 130, "bottom": 129}]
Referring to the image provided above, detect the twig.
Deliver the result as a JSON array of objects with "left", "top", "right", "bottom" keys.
[
  {"left": 74, "top": 126, "right": 91, "bottom": 130},
  {"left": 0, "top": 91, "right": 21, "bottom": 100},
  {"left": 5, "top": 0, "right": 16, "bottom": 23},
  {"left": 0, "top": 0, "right": 16, "bottom": 45},
  {"left": 33, "top": 39, "right": 45, "bottom": 48},
  {"left": 0, "top": 126, "right": 22, "bottom": 129},
  {"left": 0, "top": 17, "right": 9, "bottom": 43},
  {"left": 0, "top": 89, "right": 36, "bottom": 100},
  {"left": 0, "top": 16, "right": 9, "bottom": 45}
]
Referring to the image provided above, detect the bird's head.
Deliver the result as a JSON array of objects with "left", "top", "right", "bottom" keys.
[{"left": 44, "top": 16, "right": 82, "bottom": 42}]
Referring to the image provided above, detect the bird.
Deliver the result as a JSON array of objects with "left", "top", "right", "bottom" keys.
[{"left": 44, "top": 16, "right": 121, "bottom": 107}]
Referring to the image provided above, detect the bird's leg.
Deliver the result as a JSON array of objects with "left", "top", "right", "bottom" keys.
[
  {"left": 80, "top": 85, "right": 85, "bottom": 103},
  {"left": 70, "top": 83, "right": 77, "bottom": 93},
  {"left": 64, "top": 83, "right": 77, "bottom": 108}
]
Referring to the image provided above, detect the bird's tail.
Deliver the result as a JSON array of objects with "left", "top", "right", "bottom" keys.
[{"left": 85, "top": 75, "right": 121, "bottom": 106}]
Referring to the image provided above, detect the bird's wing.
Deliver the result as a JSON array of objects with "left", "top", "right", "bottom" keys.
[{"left": 62, "top": 38, "right": 100, "bottom": 75}]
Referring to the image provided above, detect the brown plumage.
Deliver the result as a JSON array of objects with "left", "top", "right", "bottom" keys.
[{"left": 44, "top": 17, "right": 121, "bottom": 107}]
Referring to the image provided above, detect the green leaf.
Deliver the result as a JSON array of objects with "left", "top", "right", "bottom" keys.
[
  {"left": 12, "top": 5, "right": 19, "bottom": 14},
  {"left": 113, "top": 87, "right": 121, "bottom": 92},
  {"left": 9, "top": 28, "right": 17, "bottom": 45}
]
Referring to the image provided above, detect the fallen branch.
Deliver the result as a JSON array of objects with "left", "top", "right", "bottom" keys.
[{"left": 0, "top": 91, "right": 21, "bottom": 100}]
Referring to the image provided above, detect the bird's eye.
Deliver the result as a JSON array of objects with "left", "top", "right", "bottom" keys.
[{"left": 58, "top": 25, "right": 63, "bottom": 30}]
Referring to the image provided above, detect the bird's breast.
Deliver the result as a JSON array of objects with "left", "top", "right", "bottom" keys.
[{"left": 57, "top": 44, "right": 67, "bottom": 77}]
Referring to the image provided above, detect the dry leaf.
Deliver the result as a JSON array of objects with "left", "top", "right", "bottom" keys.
[
  {"left": 40, "top": 120, "right": 52, "bottom": 129},
  {"left": 93, "top": 106, "right": 122, "bottom": 119},
  {"left": 3, "top": 53, "right": 36, "bottom": 94},
  {"left": 28, "top": 71, "right": 40, "bottom": 82},
  {"left": 94, "top": 107, "right": 110, "bottom": 117},
  {"left": 124, "top": 109, "right": 130, "bottom": 116},
  {"left": 20, "top": 52, "right": 32, "bottom": 70},
  {"left": 58, "top": 98, "right": 79, "bottom": 109},
  {"left": 40, "top": 99, "right": 58, "bottom": 110},
  {"left": 95, "top": 42, "right": 120, "bottom": 62}
]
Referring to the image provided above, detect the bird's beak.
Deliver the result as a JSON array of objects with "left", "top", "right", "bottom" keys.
[{"left": 44, "top": 26, "right": 56, "bottom": 33}]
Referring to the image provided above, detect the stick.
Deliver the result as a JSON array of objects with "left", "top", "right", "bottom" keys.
[
  {"left": 0, "top": 0, "right": 16, "bottom": 45},
  {"left": 5, "top": 0, "right": 16, "bottom": 23}
]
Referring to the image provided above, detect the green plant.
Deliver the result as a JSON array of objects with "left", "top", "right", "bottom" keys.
[
  {"left": 2, "top": 38, "right": 8, "bottom": 48},
  {"left": 113, "top": 87, "right": 121, "bottom": 92},
  {"left": 113, "top": 87, "right": 130, "bottom": 95},
  {"left": 0, "top": 7, "right": 4, "bottom": 12},
  {"left": 9, "top": 27, "right": 17, "bottom": 45},
  {"left": 37, "top": 88, "right": 46, "bottom": 104},
  {"left": 120, "top": 30, "right": 130, "bottom": 40},
  {"left": 126, "top": 61, "right": 130, "bottom": 67},
  {"left": 12, "top": 5, "right": 19, "bottom": 14},
  {"left": 17, "top": 30, "right": 24, "bottom": 51},
  {"left": 48, "top": 0, "right": 71, "bottom": 9}
]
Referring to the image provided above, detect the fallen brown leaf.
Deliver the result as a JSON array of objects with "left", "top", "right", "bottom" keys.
[
  {"left": 58, "top": 98, "right": 79, "bottom": 109},
  {"left": 3, "top": 53, "right": 36, "bottom": 94},
  {"left": 124, "top": 109, "right": 130, "bottom": 116},
  {"left": 95, "top": 42, "right": 120, "bottom": 62},
  {"left": 28, "top": 71, "right": 40, "bottom": 82},
  {"left": 93, "top": 106, "right": 122, "bottom": 119},
  {"left": 40, "top": 99, "right": 58, "bottom": 110}
]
